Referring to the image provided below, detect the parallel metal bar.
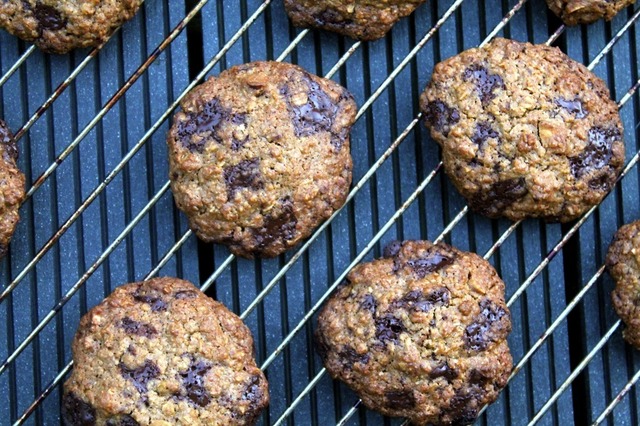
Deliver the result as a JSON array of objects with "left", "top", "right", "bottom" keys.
[
  {"left": 0, "top": 0, "right": 274, "bottom": 303},
  {"left": 529, "top": 321, "right": 622, "bottom": 424},
  {"left": 0, "top": 46, "right": 35, "bottom": 89},
  {"left": 241, "top": 0, "right": 469, "bottom": 321},
  {"left": 593, "top": 365, "right": 640, "bottom": 424},
  {"left": 22, "top": 0, "right": 209, "bottom": 200},
  {"left": 276, "top": 8, "right": 640, "bottom": 423},
  {"left": 12, "top": 252, "right": 234, "bottom": 425}
]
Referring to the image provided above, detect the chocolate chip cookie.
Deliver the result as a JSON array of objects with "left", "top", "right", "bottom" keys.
[
  {"left": 62, "top": 277, "right": 269, "bottom": 425},
  {"left": 315, "top": 240, "right": 513, "bottom": 425},
  {"left": 167, "top": 61, "right": 356, "bottom": 258},
  {"left": 420, "top": 37, "right": 625, "bottom": 222},
  {"left": 0, "top": 0, "right": 143, "bottom": 54},
  {"left": 0, "top": 120, "right": 25, "bottom": 259},
  {"left": 607, "top": 220, "right": 640, "bottom": 349},
  {"left": 284, "top": 0, "right": 426, "bottom": 40},
  {"left": 545, "top": 0, "right": 635, "bottom": 25}
]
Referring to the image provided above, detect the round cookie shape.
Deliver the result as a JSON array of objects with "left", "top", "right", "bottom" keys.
[
  {"left": 545, "top": 0, "right": 635, "bottom": 25},
  {"left": 62, "top": 277, "right": 269, "bottom": 425},
  {"left": 284, "top": 0, "right": 426, "bottom": 41},
  {"left": 0, "top": 0, "right": 143, "bottom": 54},
  {"left": 167, "top": 61, "right": 356, "bottom": 258},
  {"left": 606, "top": 220, "right": 640, "bottom": 349},
  {"left": 0, "top": 120, "right": 25, "bottom": 259},
  {"left": 315, "top": 240, "right": 513, "bottom": 425},
  {"left": 420, "top": 38, "right": 625, "bottom": 223}
]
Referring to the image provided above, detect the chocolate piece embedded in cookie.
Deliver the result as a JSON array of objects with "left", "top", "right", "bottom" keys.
[
  {"left": 284, "top": 0, "right": 426, "bottom": 40},
  {"left": 0, "top": 120, "right": 25, "bottom": 259},
  {"left": 545, "top": 0, "right": 635, "bottom": 26},
  {"left": 607, "top": 220, "right": 640, "bottom": 350},
  {"left": 62, "top": 277, "right": 269, "bottom": 425},
  {"left": 167, "top": 61, "right": 356, "bottom": 258},
  {"left": 0, "top": 0, "right": 144, "bottom": 54},
  {"left": 315, "top": 240, "right": 512, "bottom": 425},
  {"left": 420, "top": 37, "right": 625, "bottom": 222}
]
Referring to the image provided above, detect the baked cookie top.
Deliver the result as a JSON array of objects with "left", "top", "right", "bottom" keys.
[
  {"left": 545, "top": 0, "right": 635, "bottom": 25},
  {"left": 62, "top": 277, "right": 269, "bottom": 426},
  {"left": 607, "top": 220, "right": 640, "bottom": 350},
  {"left": 167, "top": 61, "right": 356, "bottom": 258},
  {"left": 284, "top": 0, "right": 426, "bottom": 40},
  {"left": 0, "top": 120, "right": 25, "bottom": 258},
  {"left": 0, "top": 0, "right": 143, "bottom": 54},
  {"left": 315, "top": 240, "right": 513, "bottom": 425},
  {"left": 420, "top": 37, "right": 625, "bottom": 222}
]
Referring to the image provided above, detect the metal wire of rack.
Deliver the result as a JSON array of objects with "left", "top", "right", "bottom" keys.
[{"left": 1, "top": 0, "right": 640, "bottom": 424}]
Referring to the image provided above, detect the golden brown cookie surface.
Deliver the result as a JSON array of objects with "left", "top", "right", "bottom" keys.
[
  {"left": 0, "top": 0, "right": 143, "bottom": 54},
  {"left": 315, "top": 240, "right": 512, "bottom": 425},
  {"left": 62, "top": 277, "right": 269, "bottom": 425},
  {"left": 0, "top": 120, "right": 25, "bottom": 258},
  {"left": 284, "top": 0, "right": 426, "bottom": 40},
  {"left": 420, "top": 38, "right": 625, "bottom": 222},
  {"left": 167, "top": 61, "right": 356, "bottom": 258},
  {"left": 607, "top": 220, "right": 640, "bottom": 349},
  {"left": 545, "top": 0, "right": 635, "bottom": 25}
]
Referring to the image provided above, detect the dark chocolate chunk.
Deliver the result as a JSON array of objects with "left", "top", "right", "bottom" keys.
[
  {"left": 375, "top": 314, "right": 406, "bottom": 345},
  {"left": 175, "top": 290, "right": 198, "bottom": 300},
  {"left": 33, "top": 4, "right": 66, "bottom": 32},
  {"left": 223, "top": 158, "right": 263, "bottom": 199},
  {"left": 430, "top": 361, "right": 458, "bottom": 381},
  {"left": 338, "top": 346, "right": 370, "bottom": 368},
  {"left": 314, "top": 8, "right": 350, "bottom": 26},
  {"left": 555, "top": 97, "right": 587, "bottom": 119},
  {"left": 106, "top": 415, "right": 139, "bottom": 426},
  {"left": 471, "top": 122, "right": 499, "bottom": 147},
  {"left": 391, "top": 287, "right": 451, "bottom": 312},
  {"left": 231, "top": 136, "right": 249, "bottom": 151},
  {"left": 385, "top": 390, "right": 416, "bottom": 410},
  {"left": 0, "top": 120, "right": 18, "bottom": 162},
  {"left": 176, "top": 358, "right": 212, "bottom": 407},
  {"left": 469, "top": 177, "right": 528, "bottom": 218},
  {"left": 468, "top": 369, "right": 489, "bottom": 385},
  {"left": 424, "top": 100, "right": 460, "bottom": 136},
  {"left": 442, "top": 386, "right": 482, "bottom": 426},
  {"left": 360, "top": 294, "right": 377, "bottom": 313},
  {"left": 62, "top": 392, "right": 96, "bottom": 426},
  {"left": 463, "top": 64, "right": 504, "bottom": 106},
  {"left": 119, "top": 360, "right": 160, "bottom": 394},
  {"left": 405, "top": 247, "right": 456, "bottom": 278},
  {"left": 569, "top": 126, "right": 620, "bottom": 179},
  {"left": 588, "top": 173, "right": 614, "bottom": 191},
  {"left": 252, "top": 197, "right": 297, "bottom": 250},
  {"left": 133, "top": 286, "right": 168, "bottom": 312},
  {"left": 281, "top": 73, "right": 350, "bottom": 150},
  {"left": 382, "top": 240, "right": 402, "bottom": 258},
  {"left": 119, "top": 317, "right": 157, "bottom": 338},
  {"left": 464, "top": 299, "right": 508, "bottom": 352},
  {"left": 176, "top": 98, "right": 245, "bottom": 153}
]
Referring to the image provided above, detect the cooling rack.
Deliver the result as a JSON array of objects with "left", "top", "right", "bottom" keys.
[{"left": 1, "top": 0, "right": 640, "bottom": 424}]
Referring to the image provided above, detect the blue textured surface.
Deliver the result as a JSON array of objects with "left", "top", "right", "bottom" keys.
[{"left": 0, "top": 0, "right": 639, "bottom": 424}]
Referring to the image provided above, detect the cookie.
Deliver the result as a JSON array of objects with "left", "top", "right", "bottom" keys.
[
  {"left": 0, "top": 120, "right": 25, "bottom": 259},
  {"left": 0, "top": 0, "right": 143, "bottom": 54},
  {"left": 420, "top": 37, "right": 625, "bottom": 222},
  {"left": 62, "top": 277, "right": 269, "bottom": 425},
  {"left": 607, "top": 220, "right": 640, "bottom": 349},
  {"left": 545, "top": 0, "right": 635, "bottom": 25},
  {"left": 315, "top": 240, "right": 513, "bottom": 425},
  {"left": 284, "top": 0, "right": 426, "bottom": 40},
  {"left": 167, "top": 61, "right": 356, "bottom": 258}
]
